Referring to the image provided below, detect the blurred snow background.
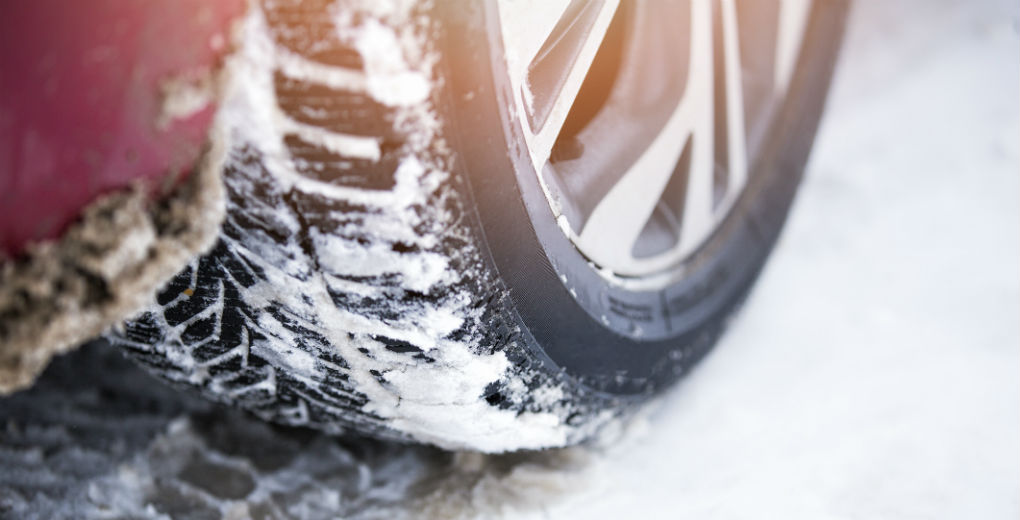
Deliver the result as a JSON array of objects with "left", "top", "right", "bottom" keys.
[{"left": 1, "top": 0, "right": 1017, "bottom": 518}]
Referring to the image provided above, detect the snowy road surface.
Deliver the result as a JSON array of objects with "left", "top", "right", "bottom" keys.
[
  {"left": 1, "top": 1, "right": 1016, "bottom": 519},
  {"left": 519, "top": 0, "right": 1020, "bottom": 517}
]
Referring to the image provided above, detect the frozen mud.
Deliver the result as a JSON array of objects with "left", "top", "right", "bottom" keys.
[{"left": 0, "top": 140, "right": 226, "bottom": 395}]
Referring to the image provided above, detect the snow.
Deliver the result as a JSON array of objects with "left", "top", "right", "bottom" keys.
[
  {"left": 0, "top": 0, "right": 1015, "bottom": 518},
  {"left": 512, "top": 0, "right": 1020, "bottom": 517},
  {"left": 351, "top": 19, "right": 432, "bottom": 107},
  {"left": 157, "top": 72, "right": 216, "bottom": 130}
]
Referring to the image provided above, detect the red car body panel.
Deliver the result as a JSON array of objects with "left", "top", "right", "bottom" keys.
[{"left": 0, "top": 0, "right": 245, "bottom": 256}]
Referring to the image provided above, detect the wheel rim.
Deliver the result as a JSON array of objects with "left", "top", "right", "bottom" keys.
[{"left": 496, "top": 0, "right": 813, "bottom": 283}]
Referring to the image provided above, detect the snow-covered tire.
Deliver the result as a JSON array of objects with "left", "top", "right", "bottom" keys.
[{"left": 108, "top": 0, "right": 847, "bottom": 452}]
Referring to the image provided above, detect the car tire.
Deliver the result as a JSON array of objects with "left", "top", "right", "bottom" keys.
[{"left": 109, "top": 0, "right": 848, "bottom": 452}]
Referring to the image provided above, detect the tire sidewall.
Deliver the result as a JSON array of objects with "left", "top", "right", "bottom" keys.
[{"left": 435, "top": 1, "right": 849, "bottom": 395}]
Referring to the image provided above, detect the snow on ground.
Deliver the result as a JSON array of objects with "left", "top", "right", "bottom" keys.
[
  {"left": 0, "top": 1, "right": 1016, "bottom": 519},
  {"left": 519, "top": 0, "right": 1020, "bottom": 518}
]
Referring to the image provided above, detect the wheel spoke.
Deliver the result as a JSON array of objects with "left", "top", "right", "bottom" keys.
[
  {"left": 720, "top": 0, "right": 748, "bottom": 202},
  {"left": 577, "top": 0, "right": 714, "bottom": 271},
  {"left": 498, "top": 0, "right": 815, "bottom": 279},
  {"left": 522, "top": 0, "right": 620, "bottom": 167},
  {"left": 775, "top": 0, "right": 812, "bottom": 92},
  {"left": 496, "top": 0, "right": 574, "bottom": 83}
]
